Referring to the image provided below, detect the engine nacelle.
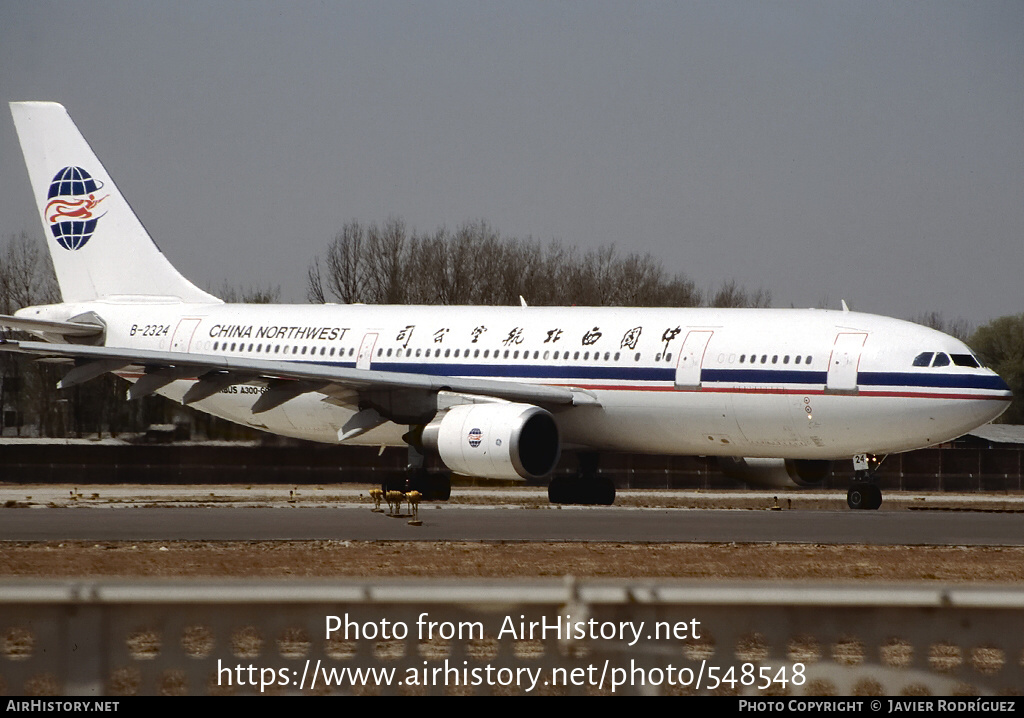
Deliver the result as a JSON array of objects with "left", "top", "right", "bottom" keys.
[
  {"left": 422, "top": 403, "right": 560, "bottom": 481},
  {"left": 718, "top": 457, "right": 833, "bottom": 489}
]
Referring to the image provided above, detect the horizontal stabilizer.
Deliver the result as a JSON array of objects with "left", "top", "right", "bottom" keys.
[{"left": 0, "top": 313, "right": 103, "bottom": 337}]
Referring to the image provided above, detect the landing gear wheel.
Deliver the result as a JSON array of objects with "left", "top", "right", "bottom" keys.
[
  {"left": 591, "top": 476, "right": 616, "bottom": 506},
  {"left": 548, "top": 476, "right": 569, "bottom": 504},
  {"left": 867, "top": 484, "right": 882, "bottom": 510},
  {"left": 847, "top": 482, "right": 882, "bottom": 510},
  {"left": 847, "top": 485, "right": 866, "bottom": 510}
]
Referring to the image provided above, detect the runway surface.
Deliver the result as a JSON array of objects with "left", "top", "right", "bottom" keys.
[{"left": 2, "top": 503, "right": 1022, "bottom": 544}]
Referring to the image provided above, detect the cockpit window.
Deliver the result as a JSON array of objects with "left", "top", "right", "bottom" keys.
[
  {"left": 951, "top": 354, "right": 980, "bottom": 368},
  {"left": 931, "top": 353, "right": 950, "bottom": 367},
  {"left": 913, "top": 352, "right": 933, "bottom": 367}
]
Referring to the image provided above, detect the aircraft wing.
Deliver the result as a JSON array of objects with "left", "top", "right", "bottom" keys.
[{"left": 0, "top": 338, "right": 594, "bottom": 417}]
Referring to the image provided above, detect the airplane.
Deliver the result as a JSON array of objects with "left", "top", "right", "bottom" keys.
[{"left": 0, "top": 102, "right": 1012, "bottom": 509}]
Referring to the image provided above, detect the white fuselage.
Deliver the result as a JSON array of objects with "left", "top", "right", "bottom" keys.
[{"left": 33, "top": 300, "right": 1011, "bottom": 460}]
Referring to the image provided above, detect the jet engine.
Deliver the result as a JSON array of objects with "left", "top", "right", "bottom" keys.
[
  {"left": 422, "top": 403, "right": 560, "bottom": 481},
  {"left": 718, "top": 457, "right": 833, "bottom": 489}
]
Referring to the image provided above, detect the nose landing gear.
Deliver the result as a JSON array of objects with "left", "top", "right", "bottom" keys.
[{"left": 847, "top": 453, "right": 884, "bottom": 510}]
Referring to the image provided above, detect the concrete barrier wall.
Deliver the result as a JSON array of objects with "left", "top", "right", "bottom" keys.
[{"left": 1, "top": 579, "right": 1021, "bottom": 696}]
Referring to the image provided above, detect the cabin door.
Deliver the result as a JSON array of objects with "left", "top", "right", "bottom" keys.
[
  {"left": 674, "top": 330, "right": 714, "bottom": 390},
  {"left": 826, "top": 332, "right": 867, "bottom": 394},
  {"left": 356, "top": 333, "right": 379, "bottom": 370},
  {"left": 170, "top": 318, "right": 202, "bottom": 352}
]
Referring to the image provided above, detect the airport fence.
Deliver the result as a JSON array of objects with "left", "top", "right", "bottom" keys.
[
  {"left": 1, "top": 579, "right": 1021, "bottom": 696},
  {"left": 0, "top": 441, "right": 1022, "bottom": 491}
]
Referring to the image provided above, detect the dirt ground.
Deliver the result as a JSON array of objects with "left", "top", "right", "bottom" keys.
[{"left": 2, "top": 541, "right": 1023, "bottom": 582}]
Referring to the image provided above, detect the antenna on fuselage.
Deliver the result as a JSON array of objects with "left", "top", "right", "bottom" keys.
[{"left": 841, "top": 300, "right": 850, "bottom": 312}]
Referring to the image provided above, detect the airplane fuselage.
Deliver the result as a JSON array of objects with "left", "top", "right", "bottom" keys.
[{"left": 22, "top": 300, "right": 1010, "bottom": 459}]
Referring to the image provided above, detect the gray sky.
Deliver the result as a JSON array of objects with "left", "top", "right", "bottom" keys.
[{"left": 1, "top": 1, "right": 1022, "bottom": 326}]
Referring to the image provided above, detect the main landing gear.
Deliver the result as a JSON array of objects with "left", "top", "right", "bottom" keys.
[
  {"left": 381, "top": 441, "right": 451, "bottom": 501},
  {"left": 847, "top": 453, "right": 883, "bottom": 510},
  {"left": 547, "top": 452, "right": 616, "bottom": 506}
]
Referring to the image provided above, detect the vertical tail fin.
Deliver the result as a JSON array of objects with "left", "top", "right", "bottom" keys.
[{"left": 10, "top": 102, "right": 220, "bottom": 304}]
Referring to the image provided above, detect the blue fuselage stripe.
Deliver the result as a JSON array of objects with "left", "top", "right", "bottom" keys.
[{"left": 286, "top": 359, "right": 1007, "bottom": 393}]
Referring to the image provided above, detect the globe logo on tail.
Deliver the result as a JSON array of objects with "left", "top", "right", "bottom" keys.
[{"left": 44, "top": 167, "right": 108, "bottom": 250}]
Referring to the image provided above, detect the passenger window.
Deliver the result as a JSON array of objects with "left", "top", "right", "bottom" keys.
[
  {"left": 913, "top": 352, "right": 933, "bottom": 367},
  {"left": 932, "top": 353, "right": 950, "bottom": 367}
]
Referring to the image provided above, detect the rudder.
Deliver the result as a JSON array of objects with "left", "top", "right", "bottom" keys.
[{"left": 10, "top": 102, "right": 220, "bottom": 304}]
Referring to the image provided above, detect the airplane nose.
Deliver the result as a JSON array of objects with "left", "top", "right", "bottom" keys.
[{"left": 991, "top": 371, "right": 1012, "bottom": 397}]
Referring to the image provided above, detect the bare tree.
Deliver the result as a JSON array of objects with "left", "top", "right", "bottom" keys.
[
  {"left": 913, "top": 311, "right": 972, "bottom": 342},
  {"left": 0, "top": 232, "right": 60, "bottom": 436},
  {"left": 307, "top": 216, "right": 732, "bottom": 312},
  {"left": 710, "top": 279, "right": 772, "bottom": 308},
  {"left": 306, "top": 257, "right": 326, "bottom": 303},
  {"left": 364, "top": 217, "right": 408, "bottom": 304},
  {"left": 215, "top": 282, "right": 281, "bottom": 304}
]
